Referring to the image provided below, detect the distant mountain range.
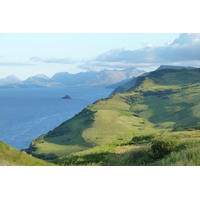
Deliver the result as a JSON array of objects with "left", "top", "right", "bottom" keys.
[
  {"left": 0, "top": 67, "right": 145, "bottom": 89},
  {"left": 81, "top": 68, "right": 145, "bottom": 87},
  {"left": 52, "top": 71, "right": 98, "bottom": 86},
  {"left": 1, "top": 65, "right": 196, "bottom": 90},
  {"left": 0, "top": 74, "right": 65, "bottom": 88},
  {"left": 20, "top": 74, "right": 65, "bottom": 88}
]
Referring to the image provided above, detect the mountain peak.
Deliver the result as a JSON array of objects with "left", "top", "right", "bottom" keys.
[
  {"left": 32, "top": 74, "right": 51, "bottom": 79},
  {"left": 83, "top": 67, "right": 145, "bottom": 87},
  {"left": 24, "top": 74, "right": 54, "bottom": 84},
  {"left": 0, "top": 75, "right": 21, "bottom": 84}
]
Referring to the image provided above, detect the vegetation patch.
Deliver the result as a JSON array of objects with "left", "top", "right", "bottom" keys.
[
  {"left": 148, "top": 147, "right": 200, "bottom": 166},
  {"left": 53, "top": 152, "right": 110, "bottom": 166},
  {"left": 149, "top": 137, "right": 178, "bottom": 159},
  {"left": 32, "top": 152, "right": 58, "bottom": 161},
  {"left": 172, "top": 125, "right": 200, "bottom": 132}
]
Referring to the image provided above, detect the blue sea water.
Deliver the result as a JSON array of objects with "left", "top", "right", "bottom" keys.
[{"left": 0, "top": 87, "right": 113, "bottom": 150}]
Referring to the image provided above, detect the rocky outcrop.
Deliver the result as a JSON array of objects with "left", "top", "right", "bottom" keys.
[{"left": 61, "top": 95, "right": 71, "bottom": 99}]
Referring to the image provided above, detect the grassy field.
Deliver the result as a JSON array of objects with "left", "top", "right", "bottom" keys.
[
  {"left": 30, "top": 68, "right": 200, "bottom": 165},
  {"left": 52, "top": 130, "right": 200, "bottom": 166}
]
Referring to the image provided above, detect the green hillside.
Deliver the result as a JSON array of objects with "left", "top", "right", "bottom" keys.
[
  {"left": 29, "top": 67, "right": 200, "bottom": 165},
  {"left": 111, "top": 76, "right": 138, "bottom": 94},
  {"left": 0, "top": 141, "right": 55, "bottom": 166}
]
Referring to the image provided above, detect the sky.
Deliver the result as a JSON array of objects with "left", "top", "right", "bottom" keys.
[
  {"left": 0, "top": 1, "right": 200, "bottom": 81},
  {"left": 2, "top": 33, "right": 200, "bottom": 80}
]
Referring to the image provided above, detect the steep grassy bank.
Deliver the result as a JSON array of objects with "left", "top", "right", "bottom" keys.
[
  {"left": 30, "top": 67, "right": 200, "bottom": 165},
  {"left": 0, "top": 141, "right": 55, "bottom": 166}
]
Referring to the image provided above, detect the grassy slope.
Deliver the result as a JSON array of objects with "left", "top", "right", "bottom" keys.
[
  {"left": 112, "top": 77, "right": 137, "bottom": 94},
  {"left": 31, "top": 68, "right": 200, "bottom": 165},
  {"left": 0, "top": 141, "right": 55, "bottom": 166}
]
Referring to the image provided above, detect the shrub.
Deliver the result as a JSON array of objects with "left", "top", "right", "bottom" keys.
[
  {"left": 33, "top": 153, "right": 58, "bottom": 160},
  {"left": 148, "top": 147, "right": 200, "bottom": 166},
  {"left": 175, "top": 139, "right": 200, "bottom": 151},
  {"left": 172, "top": 125, "right": 200, "bottom": 132},
  {"left": 53, "top": 152, "right": 110, "bottom": 166},
  {"left": 150, "top": 137, "right": 178, "bottom": 159}
]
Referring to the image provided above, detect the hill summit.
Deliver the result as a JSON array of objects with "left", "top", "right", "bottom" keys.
[{"left": 156, "top": 65, "right": 195, "bottom": 71}]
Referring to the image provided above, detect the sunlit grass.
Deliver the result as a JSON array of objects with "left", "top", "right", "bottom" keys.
[{"left": 0, "top": 141, "right": 55, "bottom": 166}]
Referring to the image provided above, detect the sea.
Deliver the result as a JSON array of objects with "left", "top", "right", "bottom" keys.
[{"left": 0, "top": 87, "right": 113, "bottom": 150}]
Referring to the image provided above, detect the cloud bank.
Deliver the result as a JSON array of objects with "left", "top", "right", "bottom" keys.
[
  {"left": 29, "top": 34, "right": 200, "bottom": 73},
  {"left": 78, "top": 33, "right": 200, "bottom": 72},
  {"left": 95, "top": 33, "right": 200, "bottom": 63}
]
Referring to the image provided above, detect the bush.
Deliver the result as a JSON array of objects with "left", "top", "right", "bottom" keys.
[
  {"left": 172, "top": 125, "right": 200, "bottom": 132},
  {"left": 123, "top": 94, "right": 144, "bottom": 105},
  {"left": 33, "top": 153, "right": 58, "bottom": 160},
  {"left": 175, "top": 139, "right": 200, "bottom": 151},
  {"left": 150, "top": 137, "right": 178, "bottom": 159}
]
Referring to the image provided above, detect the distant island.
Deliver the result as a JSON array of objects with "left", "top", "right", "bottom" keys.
[{"left": 61, "top": 95, "right": 71, "bottom": 99}]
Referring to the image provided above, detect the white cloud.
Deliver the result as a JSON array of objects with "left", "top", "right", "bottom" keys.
[
  {"left": 32, "top": 34, "right": 200, "bottom": 73},
  {"left": 165, "top": 40, "right": 174, "bottom": 45},
  {"left": 94, "top": 33, "right": 200, "bottom": 66},
  {"left": 171, "top": 33, "right": 200, "bottom": 45},
  {"left": 77, "top": 64, "right": 104, "bottom": 72},
  {"left": 77, "top": 59, "right": 158, "bottom": 72},
  {"left": 30, "top": 56, "right": 78, "bottom": 64},
  {"left": 146, "top": 44, "right": 154, "bottom": 47},
  {"left": 30, "top": 57, "right": 43, "bottom": 62}
]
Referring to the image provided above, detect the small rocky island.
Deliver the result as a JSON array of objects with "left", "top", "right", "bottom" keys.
[{"left": 61, "top": 95, "right": 71, "bottom": 99}]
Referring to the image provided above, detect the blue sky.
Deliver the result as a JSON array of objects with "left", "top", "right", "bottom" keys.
[
  {"left": 1, "top": 33, "right": 196, "bottom": 80},
  {"left": 0, "top": 1, "right": 199, "bottom": 80}
]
